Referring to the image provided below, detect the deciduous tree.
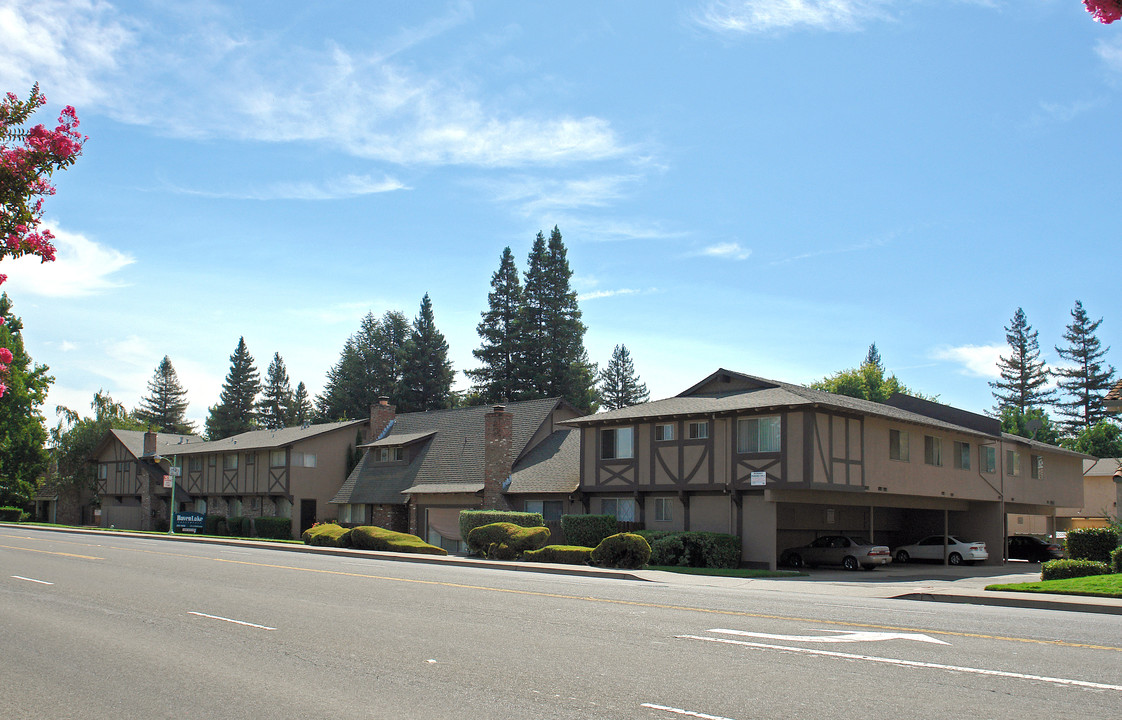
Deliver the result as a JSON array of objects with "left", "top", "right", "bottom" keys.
[
  {"left": 51, "top": 391, "right": 145, "bottom": 499},
  {"left": 0, "top": 293, "right": 51, "bottom": 506},
  {"left": 812, "top": 343, "right": 924, "bottom": 403}
]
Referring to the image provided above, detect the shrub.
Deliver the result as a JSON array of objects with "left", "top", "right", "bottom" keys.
[
  {"left": 467, "top": 522, "right": 551, "bottom": 558},
  {"left": 1065, "top": 527, "right": 1119, "bottom": 564},
  {"left": 254, "top": 516, "right": 292, "bottom": 540},
  {"left": 204, "top": 514, "right": 228, "bottom": 536},
  {"left": 561, "top": 514, "right": 619, "bottom": 548},
  {"left": 459, "top": 510, "right": 544, "bottom": 554},
  {"left": 0, "top": 506, "right": 25, "bottom": 522},
  {"left": 1111, "top": 546, "right": 1122, "bottom": 574},
  {"left": 1041, "top": 559, "right": 1110, "bottom": 581},
  {"left": 638, "top": 531, "right": 741, "bottom": 569},
  {"left": 302, "top": 523, "right": 352, "bottom": 547},
  {"left": 590, "top": 532, "right": 651, "bottom": 569},
  {"left": 522, "top": 545, "right": 594, "bottom": 565},
  {"left": 226, "top": 516, "right": 253, "bottom": 537},
  {"left": 350, "top": 526, "right": 447, "bottom": 555}
]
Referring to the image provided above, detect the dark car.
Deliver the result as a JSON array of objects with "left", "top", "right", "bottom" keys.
[{"left": 1007, "top": 535, "right": 1064, "bottom": 562}]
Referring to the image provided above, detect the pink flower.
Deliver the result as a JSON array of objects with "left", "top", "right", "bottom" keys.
[
  {"left": 0, "top": 382, "right": 6, "bottom": 398},
  {"left": 1085, "top": 0, "right": 1122, "bottom": 23},
  {"left": 0, "top": 348, "right": 12, "bottom": 363}
]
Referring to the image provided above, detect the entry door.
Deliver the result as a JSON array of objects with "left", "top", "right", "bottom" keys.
[{"left": 299, "top": 499, "right": 317, "bottom": 535}]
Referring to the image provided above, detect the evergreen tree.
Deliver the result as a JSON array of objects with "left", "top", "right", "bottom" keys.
[
  {"left": 258, "top": 352, "right": 294, "bottom": 430},
  {"left": 205, "top": 337, "right": 260, "bottom": 440},
  {"left": 517, "top": 231, "right": 550, "bottom": 397},
  {"left": 401, "top": 293, "right": 454, "bottom": 412},
  {"left": 990, "top": 308, "right": 1055, "bottom": 415},
  {"left": 599, "top": 344, "right": 650, "bottom": 410},
  {"left": 466, "top": 247, "right": 524, "bottom": 403},
  {"left": 316, "top": 311, "right": 410, "bottom": 420},
  {"left": 136, "top": 356, "right": 194, "bottom": 434},
  {"left": 0, "top": 293, "right": 52, "bottom": 507},
  {"left": 292, "top": 381, "right": 313, "bottom": 426},
  {"left": 1053, "top": 301, "right": 1115, "bottom": 434},
  {"left": 812, "top": 343, "right": 924, "bottom": 403}
]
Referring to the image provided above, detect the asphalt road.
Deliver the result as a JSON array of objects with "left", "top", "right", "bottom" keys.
[{"left": 2, "top": 528, "right": 1120, "bottom": 720}]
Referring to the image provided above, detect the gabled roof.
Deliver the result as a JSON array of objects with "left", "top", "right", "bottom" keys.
[
  {"left": 1106, "top": 379, "right": 1122, "bottom": 411},
  {"left": 507, "top": 427, "right": 579, "bottom": 495},
  {"left": 1083, "top": 457, "right": 1122, "bottom": 476},
  {"left": 94, "top": 429, "right": 203, "bottom": 461},
  {"left": 332, "top": 397, "right": 569, "bottom": 505},
  {"left": 166, "top": 420, "right": 367, "bottom": 455},
  {"left": 360, "top": 431, "right": 436, "bottom": 449}
]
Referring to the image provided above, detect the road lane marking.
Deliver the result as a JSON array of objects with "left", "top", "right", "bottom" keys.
[
  {"left": 710, "top": 628, "right": 950, "bottom": 645},
  {"left": 10, "top": 534, "right": 1120, "bottom": 654},
  {"left": 642, "top": 703, "right": 738, "bottom": 719},
  {"left": 188, "top": 612, "right": 276, "bottom": 631},
  {"left": 0, "top": 543, "right": 103, "bottom": 560},
  {"left": 11, "top": 575, "right": 53, "bottom": 585},
  {"left": 678, "top": 634, "right": 1122, "bottom": 692}
]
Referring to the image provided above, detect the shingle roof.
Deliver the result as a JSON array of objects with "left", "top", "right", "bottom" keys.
[
  {"left": 360, "top": 431, "right": 435, "bottom": 449},
  {"left": 1106, "top": 379, "right": 1122, "bottom": 410},
  {"left": 166, "top": 420, "right": 366, "bottom": 455},
  {"left": 506, "top": 428, "right": 579, "bottom": 494},
  {"left": 332, "top": 397, "right": 565, "bottom": 504},
  {"left": 106, "top": 429, "right": 203, "bottom": 459},
  {"left": 1083, "top": 457, "right": 1122, "bottom": 475}
]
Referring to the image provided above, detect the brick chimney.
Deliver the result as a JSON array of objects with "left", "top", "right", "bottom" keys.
[
  {"left": 483, "top": 405, "right": 513, "bottom": 510},
  {"left": 368, "top": 397, "right": 396, "bottom": 442},
  {"left": 143, "top": 430, "right": 157, "bottom": 457}
]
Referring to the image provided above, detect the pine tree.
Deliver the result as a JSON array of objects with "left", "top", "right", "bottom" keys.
[
  {"left": 990, "top": 308, "right": 1055, "bottom": 415},
  {"left": 258, "top": 352, "right": 295, "bottom": 430},
  {"left": 316, "top": 311, "right": 410, "bottom": 420},
  {"left": 466, "top": 247, "right": 524, "bottom": 403},
  {"left": 292, "top": 382, "right": 313, "bottom": 426},
  {"left": 599, "top": 344, "right": 650, "bottom": 410},
  {"left": 401, "top": 293, "right": 454, "bottom": 412},
  {"left": 1053, "top": 301, "right": 1115, "bottom": 434},
  {"left": 0, "top": 293, "right": 52, "bottom": 507},
  {"left": 517, "top": 231, "right": 550, "bottom": 397},
  {"left": 136, "top": 356, "right": 194, "bottom": 434},
  {"left": 205, "top": 337, "right": 261, "bottom": 440}
]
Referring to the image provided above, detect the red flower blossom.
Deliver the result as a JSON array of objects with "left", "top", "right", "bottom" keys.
[{"left": 1085, "top": 0, "right": 1122, "bottom": 23}]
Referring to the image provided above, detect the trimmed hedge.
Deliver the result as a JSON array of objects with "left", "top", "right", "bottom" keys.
[
  {"left": 0, "top": 506, "right": 25, "bottom": 522},
  {"left": 255, "top": 516, "right": 292, "bottom": 540},
  {"left": 1041, "top": 559, "right": 1110, "bottom": 581},
  {"left": 227, "top": 516, "right": 253, "bottom": 537},
  {"left": 561, "top": 514, "right": 619, "bottom": 548},
  {"left": 590, "top": 532, "right": 651, "bottom": 569},
  {"left": 204, "top": 514, "right": 228, "bottom": 536},
  {"left": 467, "top": 522, "right": 551, "bottom": 558},
  {"left": 350, "top": 526, "right": 448, "bottom": 555},
  {"left": 1065, "top": 528, "right": 1120, "bottom": 564},
  {"left": 522, "top": 545, "right": 594, "bottom": 565},
  {"left": 1111, "top": 546, "right": 1122, "bottom": 574},
  {"left": 637, "top": 530, "right": 741, "bottom": 569},
  {"left": 302, "top": 523, "right": 353, "bottom": 547},
  {"left": 459, "top": 510, "right": 544, "bottom": 554}
]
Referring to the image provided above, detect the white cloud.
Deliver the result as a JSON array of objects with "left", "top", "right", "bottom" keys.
[
  {"left": 1096, "top": 37, "right": 1122, "bottom": 73},
  {"left": 1, "top": 223, "right": 134, "bottom": 297},
  {"left": 932, "top": 344, "right": 1005, "bottom": 378},
  {"left": 580, "top": 288, "right": 643, "bottom": 301},
  {"left": 1028, "top": 98, "right": 1105, "bottom": 128},
  {"left": 694, "top": 0, "right": 893, "bottom": 34},
  {"left": 490, "top": 175, "right": 639, "bottom": 215},
  {"left": 698, "top": 242, "right": 752, "bottom": 260},
  {"left": 172, "top": 174, "right": 407, "bottom": 201},
  {"left": 555, "top": 217, "right": 689, "bottom": 242},
  {"left": 771, "top": 232, "right": 893, "bottom": 265}
]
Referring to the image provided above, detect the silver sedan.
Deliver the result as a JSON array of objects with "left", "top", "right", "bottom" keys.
[{"left": 779, "top": 535, "right": 893, "bottom": 570}]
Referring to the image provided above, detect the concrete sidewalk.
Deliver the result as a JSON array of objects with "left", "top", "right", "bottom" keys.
[{"left": 7, "top": 523, "right": 1121, "bottom": 615}]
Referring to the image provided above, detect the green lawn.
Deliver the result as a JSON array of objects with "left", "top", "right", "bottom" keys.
[
  {"left": 985, "top": 573, "right": 1122, "bottom": 599},
  {"left": 646, "top": 565, "right": 806, "bottom": 578}
]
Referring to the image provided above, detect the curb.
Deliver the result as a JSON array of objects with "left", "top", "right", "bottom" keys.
[{"left": 893, "top": 591, "right": 1122, "bottom": 616}]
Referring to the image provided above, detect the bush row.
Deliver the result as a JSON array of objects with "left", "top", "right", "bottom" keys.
[
  {"left": 467, "top": 522, "right": 551, "bottom": 559},
  {"left": 560, "top": 514, "right": 619, "bottom": 548},
  {"left": 1065, "top": 528, "right": 1120, "bottom": 565},
  {"left": 1112, "top": 546, "right": 1122, "bottom": 574},
  {"left": 0, "top": 506, "right": 27, "bottom": 522},
  {"left": 197, "top": 514, "right": 291, "bottom": 540},
  {"left": 459, "top": 510, "right": 543, "bottom": 549},
  {"left": 636, "top": 530, "right": 741, "bottom": 569},
  {"left": 302, "top": 523, "right": 446, "bottom": 555},
  {"left": 1041, "top": 559, "right": 1111, "bottom": 581}
]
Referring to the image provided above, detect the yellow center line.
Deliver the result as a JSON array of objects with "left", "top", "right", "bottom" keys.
[
  {"left": 0, "top": 543, "right": 103, "bottom": 560},
  {"left": 10, "top": 534, "right": 1121, "bottom": 653}
]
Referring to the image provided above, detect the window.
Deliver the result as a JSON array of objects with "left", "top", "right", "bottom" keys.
[
  {"left": 195, "top": 498, "right": 207, "bottom": 514},
  {"left": 654, "top": 424, "right": 675, "bottom": 442},
  {"left": 208, "top": 455, "right": 217, "bottom": 468},
  {"left": 1031, "top": 455, "right": 1043, "bottom": 480},
  {"left": 1007, "top": 450, "right": 1020, "bottom": 476},
  {"left": 275, "top": 497, "right": 292, "bottom": 517},
  {"left": 600, "top": 498, "right": 637, "bottom": 522},
  {"left": 737, "top": 416, "right": 781, "bottom": 453},
  {"left": 601, "top": 427, "right": 635, "bottom": 460},
  {"left": 302, "top": 453, "right": 317, "bottom": 468},
  {"left": 889, "top": 429, "right": 910, "bottom": 462},
  {"left": 924, "top": 436, "right": 942, "bottom": 466},
  {"left": 524, "top": 499, "right": 563, "bottom": 522},
  {"left": 188, "top": 457, "right": 202, "bottom": 472},
  {"left": 229, "top": 497, "right": 242, "bottom": 516},
  {"left": 654, "top": 497, "right": 673, "bottom": 522},
  {"left": 954, "top": 441, "right": 971, "bottom": 470},
  {"left": 223, "top": 454, "right": 238, "bottom": 470},
  {"left": 270, "top": 450, "right": 286, "bottom": 467},
  {"left": 97, "top": 464, "right": 108, "bottom": 479},
  {"left": 349, "top": 504, "right": 367, "bottom": 525},
  {"left": 378, "top": 447, "right": 404, "bottom": 462},
  {"left": 688, "top": 421, "right": 709, "bottom": 440},
  {"left": 246, "top": 453, "right": 255, "bottom": 466},
  {"left": 981, "top": 446, "right": 996, "bottom": 473}
]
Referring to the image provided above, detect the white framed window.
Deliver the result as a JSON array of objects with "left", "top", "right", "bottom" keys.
[
  {"left": 889, "top": 429, "right": 909, "bottom": 462},
  {"left": 688, "top": 421, "right": 709, "bottom": 440},
  {"left": 654, "top": 423, "right": 675, "bottom": 442},
  {"left": 924, "top": 436, "right": 942, "bottom": 466},
  {"left": 600, "top": 427, "right": 635, "bottom": 460},
  {"left": 189, "top": 456, "right": 202, "bottom": 472},
  {"left": 377, "top": 447, "right": 404, "bottom": 462},
  {"left": 954, "top": 441, "right": 971, "bottom": 470},
  {"left": 1031, "top": 455, "right": 1044, "bottom": 480},
  {"left": 302, "top": 453, "right": 317, "bottom": 468},
  {"left": 654, "top": 497, "right": 673, "bottom": 522},
  {"left": 737, "top": 416, "right": 781, "bottom": 453},
  {"left": 269, "top": 450, "right": 286, "bottom": 467},
  {"left": 981, "top": 446, "right": 996, "bottom": 473},
  {"left": 223, "top": 454, "right": 238, "bottom": 470},
  {"left": 1007, "top": 450, "right": 1020, "bottom": 476},
  {"left": 600, "top": 498, "right": 637, "bottom": 522},
  {"left": 349, "top": 503, "right": 367, "bottom": 525}
]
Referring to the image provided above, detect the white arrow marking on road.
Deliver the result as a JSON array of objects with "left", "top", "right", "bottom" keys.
[{"left": 709, "top": 628, "right": 950, "bottom": 645}]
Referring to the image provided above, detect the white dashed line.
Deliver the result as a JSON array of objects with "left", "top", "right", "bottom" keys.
[
  {"left": 188, "top": 611, "right": 276, "bottom": 630},
  {"left": 11, "top": 575, "right": 53, "bottom": 585},
  {"left": 642, "top": 703, "right": 738, "bottom": 720}
]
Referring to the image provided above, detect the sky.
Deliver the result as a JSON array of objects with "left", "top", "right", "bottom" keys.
[{"left": 1, "top": 0, "right": 1120, "bottom": 433}]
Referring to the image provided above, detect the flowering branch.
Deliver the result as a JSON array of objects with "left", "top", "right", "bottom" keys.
[{"left": 1084, "top": 0, "right": 1122, "bottom": 23}]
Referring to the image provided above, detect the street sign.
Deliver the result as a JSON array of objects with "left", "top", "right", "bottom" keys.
[
  {"left": 163, "top": 475, "right": 172, "bottom": 488},
  {"left": 174, "top": 511, "right": 205, "bottom": 533},
  {"left": 170, "top": 466, "right": 181, "bottom": 477},
  {"left": 750, "top": 471, "right": 766, "bottom": 486}
]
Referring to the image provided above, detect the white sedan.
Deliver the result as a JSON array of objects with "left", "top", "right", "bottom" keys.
[{"left": 893, "top": 536, "right": 988, "bottom": 565}]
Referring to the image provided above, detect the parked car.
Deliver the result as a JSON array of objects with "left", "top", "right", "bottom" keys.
[
  {"left": 893, "top": 536, "right": 988, "bottom": 565},
  {"left": 1007, "top": 535, "right": 1064, "bottom": 562},
  {"left": 779, "top": 535, "right": 893, "bottom": 570}
]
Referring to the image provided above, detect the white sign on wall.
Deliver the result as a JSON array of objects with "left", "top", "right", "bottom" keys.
[{"left": 750, "top": 471, "right": 766, "bottom": 486}]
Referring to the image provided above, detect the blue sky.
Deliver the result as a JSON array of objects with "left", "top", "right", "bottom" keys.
[{"left": 1, "top": 0, "right": 1119, "bottom": 431}]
